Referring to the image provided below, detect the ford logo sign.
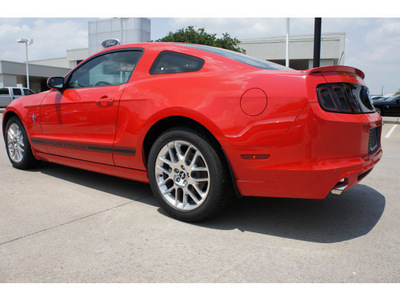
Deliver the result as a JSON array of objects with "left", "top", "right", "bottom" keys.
[{"left": 102, "top": 39, "right": 120, "bottom": 48}]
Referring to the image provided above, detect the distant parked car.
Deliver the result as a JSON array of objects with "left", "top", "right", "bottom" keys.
[
  {"left": 372, "top": 96, "right": 387, "bottom": 102},
  {"left": 0, "top": 87, "right": 35, "bottom": 107},
  {"left": 373, "top": 94, "right": 400, "bottom": 116}
]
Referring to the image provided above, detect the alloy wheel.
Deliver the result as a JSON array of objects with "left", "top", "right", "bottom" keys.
[
  {"left": 155, "top": 140, "right": 210, "bottom": 211},
  {"left": 7, "top": 123, "right": 25, "bottom": 163}
]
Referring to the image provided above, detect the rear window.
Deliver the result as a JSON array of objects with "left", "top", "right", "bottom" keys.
[
  {"left": 150, "top": 51, "right": 204, "bottom": 75},
  {"left": 182, "top": 44, "right": 292, "bottom": 71}
]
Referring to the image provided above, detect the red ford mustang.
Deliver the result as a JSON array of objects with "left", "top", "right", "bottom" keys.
[{"left": 2, "top": 42, "right": 382, "bottom": 221}]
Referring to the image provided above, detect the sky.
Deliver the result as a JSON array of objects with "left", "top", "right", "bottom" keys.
[{"left": 0, "top": 2, "right": 399, "bottom": 95}]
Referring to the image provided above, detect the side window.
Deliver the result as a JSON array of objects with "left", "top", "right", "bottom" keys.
[
  {"left": 0, "top": 88, "right": 9, "bottom": 95},
  {"left": 150, "top": 51, "right": 204, "bottom": 75},
  {"left": 23, "top": 89, "right": 35, "bottom": 95},
  {"left": 67, "top": 50, "right": 143, "bottom": 89},
  {"left": 12, "top": 88, "right": 22, "bottom": 96}
]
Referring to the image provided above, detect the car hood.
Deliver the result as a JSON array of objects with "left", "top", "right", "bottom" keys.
[{"left": 9, "top": 90, "right": 50, "bottom": 108}]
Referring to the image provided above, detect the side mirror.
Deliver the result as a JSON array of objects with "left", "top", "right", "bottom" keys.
[{"left": 47, "top": 77, "right": 65, "bottom": 90}]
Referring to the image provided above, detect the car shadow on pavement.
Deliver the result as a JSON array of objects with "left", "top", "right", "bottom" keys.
[
  {"left": 197, "top": 184, "right": 386, "bottom": 243},
  {"left": 32, "top": 162, "right": 385, "bottom": 244},
  {"left": 32, "top": 162, "right": 156, "bottom": 207}
]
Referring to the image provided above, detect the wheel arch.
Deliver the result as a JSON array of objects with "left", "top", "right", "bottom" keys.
[
  {"left": 2, "top": 110, "right": 21, "bottom": 139},
  {"left": 142, "top": 115, "right": 240, "bottom": 197},
  {"left": 143, "top": 116, "right": 221, "bottom": 164}
]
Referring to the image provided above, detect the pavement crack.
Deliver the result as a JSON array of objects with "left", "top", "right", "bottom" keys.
[{"left": 0, "top": 194, "right": 152, "bottom": 247}]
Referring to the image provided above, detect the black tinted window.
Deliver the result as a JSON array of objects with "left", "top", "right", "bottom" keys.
[
  {"left": 150, "top": 51, "right": 204, "bottom": 75},
  {"left": 0, "top": 88, "right": 9, "bottom": 95},
  {"left": 12, "top": 88, "right": 22, "bottom": 96}
]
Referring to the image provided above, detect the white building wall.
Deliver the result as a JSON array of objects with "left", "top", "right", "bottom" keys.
[
  {"left": 0, "top": 74, "right": 17, "bottom": 87},
  {"left": 88, "top": 18, "right": 151, "bottom": 55},
  {"left": 240, "top": 32, "right": 345, "bottom": 69},
  {"left": 31, "top": 48, "right": 89, "bottom": 69},
  {"left": 66, "top": 48, "right": 89, "bottom": 67}
]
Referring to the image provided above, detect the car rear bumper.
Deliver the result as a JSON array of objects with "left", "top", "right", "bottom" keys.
[
  {"left": 232, "top": 150, "right": 381, "bottom": 199},
  {"left": 226, "top": 103, "right": 383, "bottom": 199}
]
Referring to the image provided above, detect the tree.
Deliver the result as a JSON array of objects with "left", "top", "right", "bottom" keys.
[{"left": 155, "top": 26, "right": 246, "bottom": 53}]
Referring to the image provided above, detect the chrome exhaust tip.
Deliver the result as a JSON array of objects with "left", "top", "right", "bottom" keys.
[{"left": 331, "top": 178, "right": 348, "bottom": 195}]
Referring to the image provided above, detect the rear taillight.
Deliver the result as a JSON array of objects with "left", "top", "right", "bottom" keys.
[{"left": 317, "top": 83, "right": 375, "bottom": 114}]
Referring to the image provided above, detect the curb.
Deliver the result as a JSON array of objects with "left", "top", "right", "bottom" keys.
[{"left": 382, "top": 117, "right": 400, "bottom": 125}]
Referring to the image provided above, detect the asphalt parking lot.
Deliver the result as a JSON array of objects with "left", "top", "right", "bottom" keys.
[{"left": 0, "top": 111, "right": 399, "bottom": 283}]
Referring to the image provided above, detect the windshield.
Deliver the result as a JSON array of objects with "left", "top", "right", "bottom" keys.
[
  {"left": 181, "top": 44, "right": 292, "bottom": 71},
  {"left": 388, "top": 95, "right": 400, "bottom": 101}
]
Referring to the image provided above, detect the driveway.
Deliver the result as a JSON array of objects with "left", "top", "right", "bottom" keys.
[{"left": 1, "top": 113, "right": 399, "bottom": 282}]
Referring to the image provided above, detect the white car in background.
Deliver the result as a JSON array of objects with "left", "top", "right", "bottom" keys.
[{"left": 0, "top": 87, "right": 35, "bottom": 108}]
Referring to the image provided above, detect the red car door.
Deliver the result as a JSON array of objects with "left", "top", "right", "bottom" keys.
[{"left": 39, "top": 50, "right": 143, "bottom": 165}]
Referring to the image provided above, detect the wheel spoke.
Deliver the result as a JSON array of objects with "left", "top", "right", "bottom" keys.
[
  {"left": 186, "top": 188, "right": 200, "bottom": 204},
  {"left": 193, "top": 183, "right": 206, "bottom": 198},
  {"left": 158, "top": 177, "right": 171, "bottom": 187},
  {"left": 174, "top": 141, "right": 185, "bottom": 162},
  {"left": 191, "top": 176, "right": 208, "bottom": 182},
  {"left": 188, "top": 151, "right": 200, "bottom": 169},
  {"left": 16, "top": 150, "right": 22, "bottom": 161},
  {"left": 159, "top": 156, "right": 172, "bottom": 166},
  {"left": 8, "top": 130, "right": 15, "bottom": 142},
  {"left": 182, "top": 192, "right": 188, "bottom": 208},
  {"left": 168, "top": 145, "right": 176, "bottom": 163},
  {"left": 162, "top": 185, "right": 175, "bottom": 195},
  {"left": 156, "top": 164, "right": 171, "bottom": 175}
]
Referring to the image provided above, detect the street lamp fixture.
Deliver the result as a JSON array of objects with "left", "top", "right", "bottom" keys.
[{"left": 17, "top": 38, "right": 33, "bottom": 89}]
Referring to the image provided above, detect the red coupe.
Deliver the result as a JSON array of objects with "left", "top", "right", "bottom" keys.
[{"left": 2, "top": 43, "right": 382, "bottom": 221}]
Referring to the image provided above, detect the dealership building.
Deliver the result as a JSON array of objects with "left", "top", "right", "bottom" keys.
[{"left": 0, "top": 18, "right": 345, "bottom": 93}]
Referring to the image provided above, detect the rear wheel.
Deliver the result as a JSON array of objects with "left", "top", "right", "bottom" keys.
[
  {"left": 5, "top": 116, "right": 39, "bottom": 169},
  {"left": 148, "top": 128, "right": 232, "bottom": 222}
]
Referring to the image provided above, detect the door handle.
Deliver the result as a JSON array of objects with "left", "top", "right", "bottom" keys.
[{"left": 96, "top": 95, "right": 114, "bottom": 107}]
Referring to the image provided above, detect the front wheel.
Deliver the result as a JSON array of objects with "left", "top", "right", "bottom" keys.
[
  {"left": 5, "top": 116, "right": 39, "bottom": 169},
  {"left": 148, "top": 128, "right": 233, "bottom": 222}
]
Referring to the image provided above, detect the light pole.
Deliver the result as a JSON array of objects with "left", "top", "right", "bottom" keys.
[
  {"left": 17, "top": 38, "right": 33, "bottom": 89},
  {"left": 313, "top": 18, "right": 322, "bottom": 68},
  {"left": 285, "top": 18, "right": 290, "bottom": 68},
  {"left": 120, "top": 18, "right": 128, "bottom": 44}
]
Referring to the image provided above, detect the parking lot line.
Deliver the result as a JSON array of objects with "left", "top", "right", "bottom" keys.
[{"left": 385, "top": 124, "right": 397, "bottom": 139}]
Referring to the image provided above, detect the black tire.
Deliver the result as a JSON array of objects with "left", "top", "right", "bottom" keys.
[
  {"left": 148, "top": 127, "right": 233, "bottom": 222},
  {"left": 5, "top": 116, "right": 39, "bottom": 169}
]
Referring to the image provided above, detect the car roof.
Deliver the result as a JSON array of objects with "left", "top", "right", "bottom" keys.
[{"left": 95, "top": 42, "right": 293, "bottom": 72}]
